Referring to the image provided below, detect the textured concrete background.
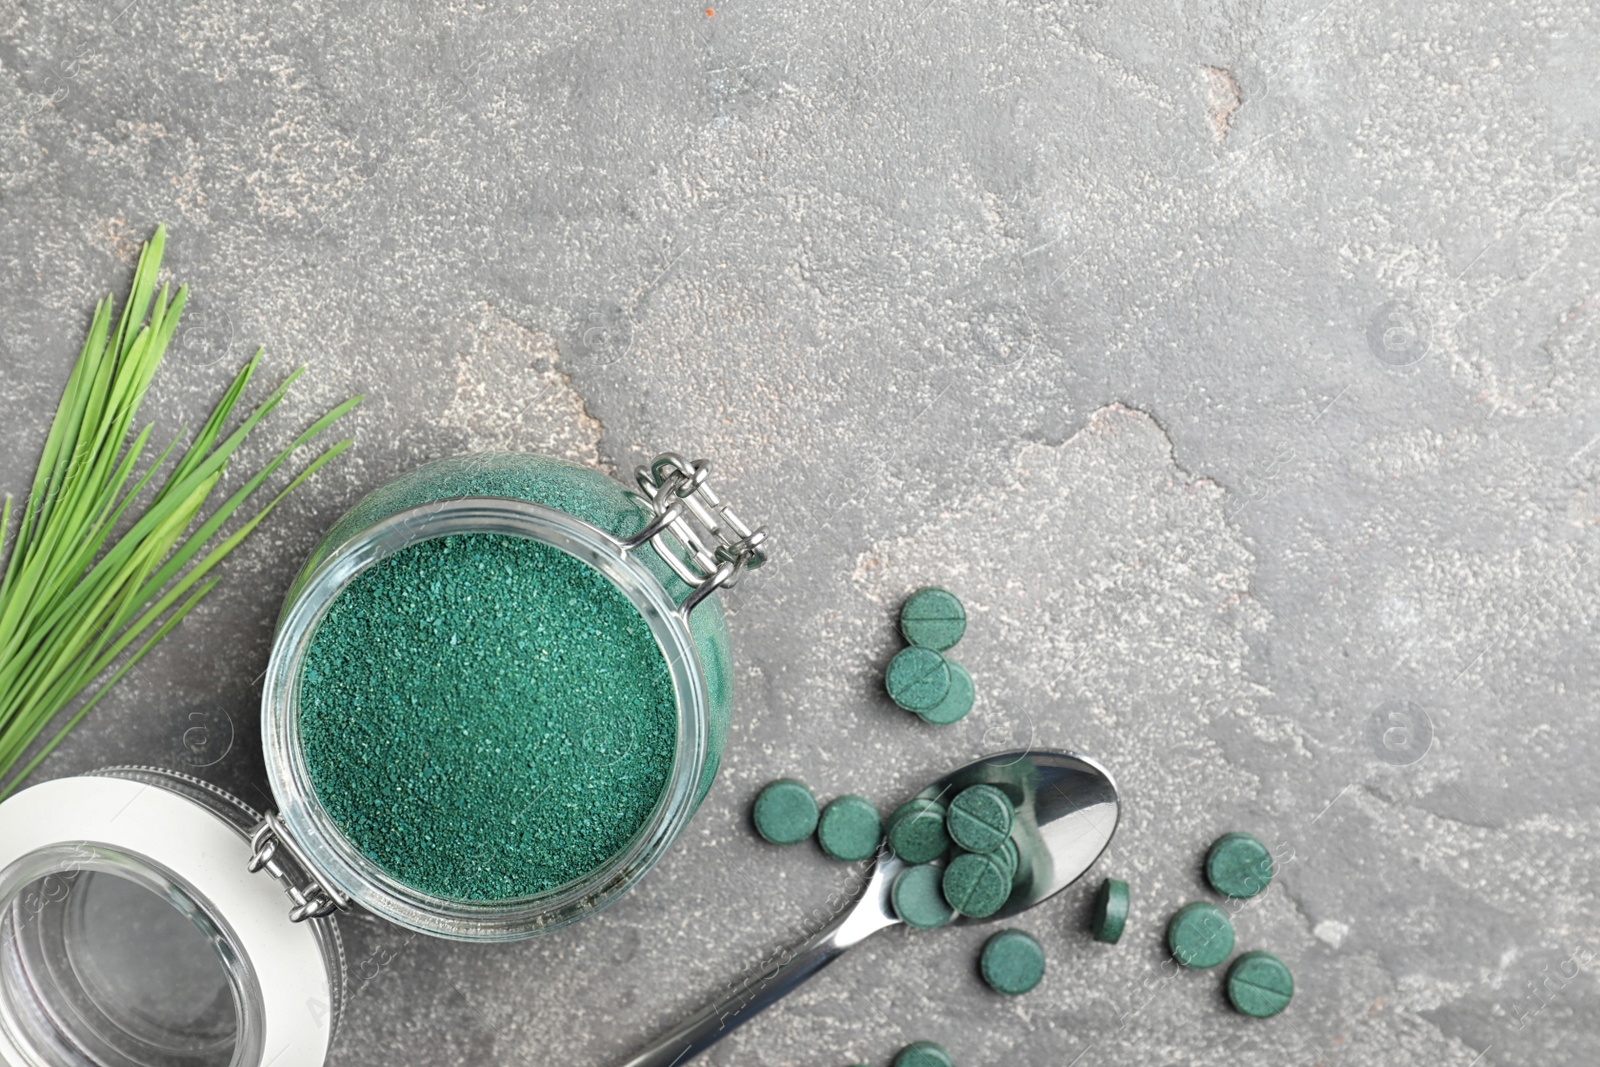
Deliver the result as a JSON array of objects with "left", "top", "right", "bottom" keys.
[{"left": 2, "top": 0, "right": 1598, "bottom": 1064}]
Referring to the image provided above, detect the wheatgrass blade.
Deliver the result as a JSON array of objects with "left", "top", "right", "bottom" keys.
[{"left": 0, "top": 225, "right": 358, "bottom": 795}]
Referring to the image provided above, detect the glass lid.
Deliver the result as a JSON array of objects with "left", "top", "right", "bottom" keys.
[{"left": 0, "top": 768, "right": 344, "bottom": 1067}]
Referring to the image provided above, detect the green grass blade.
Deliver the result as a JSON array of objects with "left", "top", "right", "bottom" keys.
[
  {"left": 118, "top": 438, "right": 353, "bottom": 646},
  {"left": 0, "top": 578, "right": 217, "bottom": 800},
  {"left": 129, "top": 395, "right": 362, "bottom": 608},
  {"left": 0, "top": 308, "right": 105, "bottom": 639},
  {"left": 167, "top": 351, "right": 258, "bottom": 491},
  {"left": 81, "top": 423, "right": 156, "bottom": 548},
  {"left": 106, "top": 224, "right": 163, "bottom": 369},
  {"left": 30, "top": 421, "right": 155, "bottom": 601},
  {"left": 0, "top": 367, "right": 303, "bottom": 670},
  {"left": 0, "top": 476, "right": 207, "bottom": 736},
  {"left": 22, "top": 297, "right": 109, "bottom": 553},
  {"left": 0, "top": 494, "right": 13, "bottom": 608},
  {"left": 0, "top": 429, "right": 181, "bottom": 692},
  {"left": 0, "top": 223, "right": 357, "bottom": 796}
]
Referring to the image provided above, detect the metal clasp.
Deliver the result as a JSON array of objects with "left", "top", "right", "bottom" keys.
[
  {"left": 247, "top": 812, "right": 351, "bottom": 922},
  {"left": 625, "top": 452, "right": 768, "bottom": 614}
]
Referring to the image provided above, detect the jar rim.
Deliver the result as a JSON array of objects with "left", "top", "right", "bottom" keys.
[
  {"left": 0, "top": 772, "right": 339, "bottom": 1067},
  {"left": 260, "top": 497, "right": 710, "bottom": 941}
]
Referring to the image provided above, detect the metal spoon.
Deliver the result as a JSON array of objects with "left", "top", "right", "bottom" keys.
[{"left": 618, "top": 749, "right": 1120, "bottom": 1067}]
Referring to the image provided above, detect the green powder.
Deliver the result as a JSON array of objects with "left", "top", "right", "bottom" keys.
[{"left": 298, "top": 532, "right": 678, "bottom": 901}]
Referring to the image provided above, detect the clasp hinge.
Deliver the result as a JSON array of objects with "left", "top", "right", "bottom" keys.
[
  {"left": 247, "top": 811, "right": 350, "bottom": 922},
  {"left": 627, "top": 452, "right": 768, "bottom": 613}
]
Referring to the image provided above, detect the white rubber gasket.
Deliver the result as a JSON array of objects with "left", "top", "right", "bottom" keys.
[{"left": 0, "top": 776, "right": 333, "bottom": 1067}]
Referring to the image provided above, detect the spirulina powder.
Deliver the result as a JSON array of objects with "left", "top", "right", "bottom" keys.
[{"left": 298, "top": 532, "right": 677, "bottom": 901}]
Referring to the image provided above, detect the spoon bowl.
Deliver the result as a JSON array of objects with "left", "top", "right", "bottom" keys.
[
  {"left": 619, "top": 749, "right": 1120, "bottom": 1067},
  {"left": 920, "top": 749, "right": 1120, "bottom": 921}
]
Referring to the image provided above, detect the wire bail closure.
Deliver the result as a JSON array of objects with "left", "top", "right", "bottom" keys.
[
  {"left": 248, "top": 812, "right": 350, "bottom": 921},
  {"left": 626, "top": 452, "right": 768, "bottom": 615}
]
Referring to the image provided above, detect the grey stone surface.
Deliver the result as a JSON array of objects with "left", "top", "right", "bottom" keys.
[{"left": 1, "top": 0, "right": 1597, "bottom": 1064}]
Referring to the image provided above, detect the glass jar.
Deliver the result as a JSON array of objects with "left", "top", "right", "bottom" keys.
[
  {"left": 262, "top": 451, "right": 765, "bottom": 939},
  {"left": 0, "top": 451, "right": 766, "bottom": 1067}
]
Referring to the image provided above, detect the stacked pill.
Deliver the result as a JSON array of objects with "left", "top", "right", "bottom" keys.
[
  {"left": 884, "top": 783, "right": 1020, "bottom": 926},
  {"left": 885, "top": 588, "right": 974, "bottom": 725}
]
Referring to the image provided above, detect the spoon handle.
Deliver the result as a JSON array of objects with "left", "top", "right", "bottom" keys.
[{"left": 617, "top": 858, "right": 899, "bottom": 1067}]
